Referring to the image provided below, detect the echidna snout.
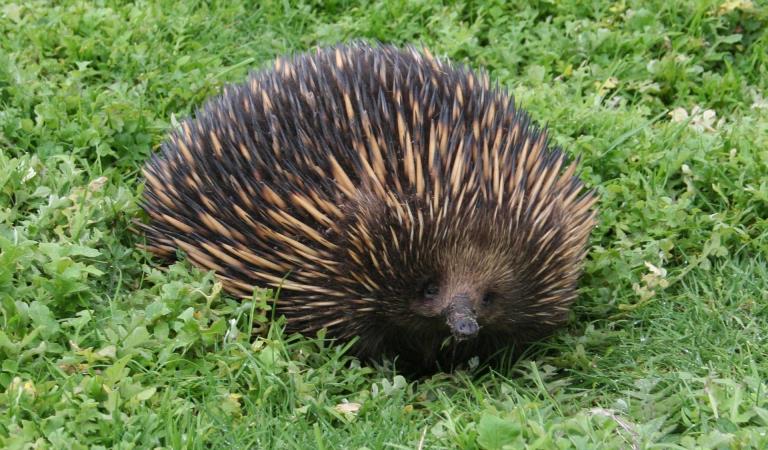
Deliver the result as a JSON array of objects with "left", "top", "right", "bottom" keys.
[
  {"left": 410, "top": 264, "right": 499, "bottom": 341},
  {"left": 139, "top": 43, "right": 598, "bottom": 373}
]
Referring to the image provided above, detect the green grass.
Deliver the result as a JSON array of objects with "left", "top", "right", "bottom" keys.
[{"left": 1, "top": 0, "right": 767, "bottom": 448}]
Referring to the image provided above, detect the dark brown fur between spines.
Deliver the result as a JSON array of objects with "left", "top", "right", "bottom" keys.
[{"left": 139, "top": 43, "right": 597, "bottom": 373}]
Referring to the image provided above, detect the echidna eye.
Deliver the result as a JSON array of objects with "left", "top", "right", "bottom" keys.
[
  {"left": 423, "top": 282, "right": 440, "bottom": 299},
  {"left": 482, "top": 293, "right": 494, "bottom": 305}
]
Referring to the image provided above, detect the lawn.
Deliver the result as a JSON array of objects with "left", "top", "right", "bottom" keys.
[{"left": 1, "top": 0, "right": 767, "bottom": 448}]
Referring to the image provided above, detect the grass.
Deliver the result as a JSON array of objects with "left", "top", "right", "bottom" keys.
[{"left": 1, "top": 0, "right": 767, "bottom": 448}]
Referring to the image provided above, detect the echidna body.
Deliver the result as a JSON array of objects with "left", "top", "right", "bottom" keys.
[{"left": 140, "top": 43, "right": 597, "bottom": 372}]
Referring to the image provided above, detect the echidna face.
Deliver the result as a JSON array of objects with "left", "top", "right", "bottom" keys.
[
  {"left": 408, "top": 249, "right": 518, "bottom": 341},
  {"left": 404, "top": 240, "right": 538, "bottom": 345},
  {"left": 411, "top": 280, "right": 482, "bottom": 338}
]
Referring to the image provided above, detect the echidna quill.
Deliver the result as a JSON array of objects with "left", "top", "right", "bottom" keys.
[{"left": 139, "top": 43, "right": 597, "bottom": 373}]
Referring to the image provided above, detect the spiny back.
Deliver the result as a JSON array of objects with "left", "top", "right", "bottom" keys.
[{"left": 140, "top": 43, "right": 597, "bottom": 373}]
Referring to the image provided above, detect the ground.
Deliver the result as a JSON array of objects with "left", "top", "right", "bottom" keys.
[{"left": 1, "top": 0, "right": 767, "bottom": 448}]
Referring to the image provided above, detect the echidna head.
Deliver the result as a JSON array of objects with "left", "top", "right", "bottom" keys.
[{"left": 340, "top": 188, "right": 588, "bottom": 369}]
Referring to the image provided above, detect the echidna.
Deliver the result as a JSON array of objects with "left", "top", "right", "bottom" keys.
[{"left": 139, "top": 43, "right": 597, "bottom": 373}]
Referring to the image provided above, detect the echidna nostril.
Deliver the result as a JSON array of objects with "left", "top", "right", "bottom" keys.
[{"left": 453, "top": 317, "right": 479, "bottom": 340}]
